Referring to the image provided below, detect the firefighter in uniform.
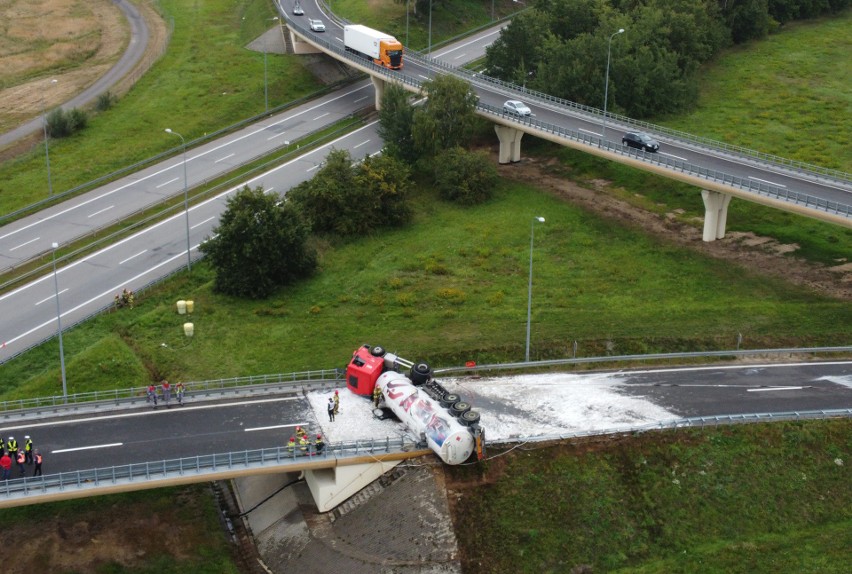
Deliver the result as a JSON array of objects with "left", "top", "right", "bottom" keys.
[
  {"left": 298, "top": 434, "right": 309, "bottom": 455},
  {"left": 6, "top": 437, "right": 17, "bottom": 460},
  {"left": 287, "top": 436, "right": 296, "bottom": 457},
  {"left": 24, "top": 436, "right": 33, "bottom": 464},
  {"left": 333, "top": 390, "right": 340, "bottom": 415},
  {"left": 372, "top": 385, "right": 383, "bottom": 408},
  {"left": 315, "top": 434, "right": 325, "bottom": 454},
  {"left": 295, "top": 426, "right": 308, "bottom": 440}
]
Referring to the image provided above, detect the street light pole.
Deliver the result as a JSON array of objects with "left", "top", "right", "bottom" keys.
[
  {"left": 406, "top": 0, "right": 410, "bottom": 47},
  {"left": 165, "top": 129, "right": 191, "bottom": 273},
  {"left": 525, "top": 216, "right": 545, "bottom": 362},
  {"left": 51, "top": 242, "right": 68, "bottom": 403},
  {"left": 41, "top": 78, "right": 58, "bottom": 195},
  {"left": 428, "top": 0, "right": 432, "bottom": 55},
  {"left": 264, "top": 17, "right": 278, "bottom": 113},
  {"left": 602, "top": 28, "right": 625, "bottom": 141}
]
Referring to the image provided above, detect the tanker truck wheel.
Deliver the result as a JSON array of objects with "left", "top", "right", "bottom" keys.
[
  {"left": 460, "top": 410, "right": 480, "bottom": 426},
  {"left": 370, "top": 345, "right": 387, "bottom": 357},
  {"left": 440, "top": 393, "right": 461, "bottom": 408},
  {"left": 410, "top": 362, "right": 432, "bottom": 385},
  {"left": 451, "top": 401, "right": 471, "bottom": 417}
]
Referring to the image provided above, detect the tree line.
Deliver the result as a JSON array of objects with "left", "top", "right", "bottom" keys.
[{"left": 484, "top": 0, "right": 849, "bottom": 118}]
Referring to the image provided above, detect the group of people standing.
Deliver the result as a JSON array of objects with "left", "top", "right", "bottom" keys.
[
  {"left": 287, "top": 426, "right": 324, "bottom": 456},
  {"left": 146, "top": 380, "right": 186, "bottom": 409},
  {"left": 0, "top": 435, "right": 43, "bottom": 479}
]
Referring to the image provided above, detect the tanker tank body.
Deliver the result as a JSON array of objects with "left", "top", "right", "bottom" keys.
[{"left": 375, "top": 370, "right": 475, "bottom": 465}]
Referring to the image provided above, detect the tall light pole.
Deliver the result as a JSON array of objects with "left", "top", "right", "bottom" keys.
[
  {"left": 165, "top": 129, "right": 191, "bottom": 273},
  {"left": 525, "top": 216, "right": 545, "bottom": 362},
  {"left": 428, "top": 0, "right": 433, "bottom": 55},
  {"left": 51, "top": 242, "right": 68, "bottom": 403},
  {"left": 41, "top": 78, "right": 58, "bottom": 195},
  {"left": 264, "top": 17, "right": 279, "bottom": 113},
  {"left": 602, "top": 28, "right": 624, "bottom": 141},
  {"left": 406, "top": 0, "right": 410, "bottom": 47}
]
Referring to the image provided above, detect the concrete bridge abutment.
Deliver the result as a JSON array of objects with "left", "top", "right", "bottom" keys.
[
  {"left": 701, "top": 189, "right": 733, "bottom": 242},
  {"left": 370, "top": 76, "right": 385, "bottom": 110},
  {"left": 495, "top": 125, "right": 524, "bottom": 164}
]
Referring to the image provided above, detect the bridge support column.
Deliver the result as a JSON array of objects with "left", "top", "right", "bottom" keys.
[
  {"left": 701, "top": 190, "right": 732, "bottom": 242},
  {"left": 304, "top": 460, "right": 400, "bottom": 512},
  {"left": 494, "top": 125, "right": 524, "bottom": 164},
  {"left": 371, "top": 76, "right": 385, "bottom": 110},
  {"left": 287, "top": 28, "right": 321, "bottom": 55}
]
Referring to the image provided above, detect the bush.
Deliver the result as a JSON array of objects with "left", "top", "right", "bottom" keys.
[
  {"left": 96, "top": 91, "right": 117, "bottom": 111},
  {"left": 434, "top": 147, "right": 498, "bottom": 205},
  {"left": 46, "top": 107, "right": 88, "bottom": 138}
]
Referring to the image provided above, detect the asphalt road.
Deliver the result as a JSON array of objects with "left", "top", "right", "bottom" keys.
[{"left": 0, "top": 362, "right": 849, "bottom": 475}]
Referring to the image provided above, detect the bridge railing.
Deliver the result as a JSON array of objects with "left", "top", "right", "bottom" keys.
[
  {"left": 0, "top": 436, "right": 424, "bottom": 501},
  {"left": 476, "top": 100, "right": 852, "bottom": 217},
  {"left": 412, "top": 52, "right": 851, "bottom": 186}
]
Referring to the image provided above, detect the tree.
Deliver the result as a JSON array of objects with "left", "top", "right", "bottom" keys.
[
  {"left": 411, "top": 74, "right": 479, "bottom": 160},
  {"left": 433, "top": 147, "right": 498, "bottom": 205},
  {"left": 378, "top": 83, "right": 417, "bottom": 164},
  {"left": 199, "top": 186, "right": 316, "bottom": 299}
]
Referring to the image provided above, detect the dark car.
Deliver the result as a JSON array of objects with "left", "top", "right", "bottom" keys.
[{"left": 622, "top": 131, "right": 660, "bottom": 153}]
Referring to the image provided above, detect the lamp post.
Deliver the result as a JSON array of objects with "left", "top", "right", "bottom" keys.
[
  {"left": 428, "top": 0, "right": 433, "bottom": 55},
  {"left": 41, "top": 78, "right": 58, "bottom": 195},
  {"left": 525, "top": 216, "right": 545, "bottom": 362},
  {"left": 264, "top": 17, "right": 279, "bottom": 113},
  {"left": 51, "top": 242, "right": 68, "bottom": 403},
  {"left": 602, "top": 28, "right": 625, "bottom": 141},
  {"left": 406, "top": 0, "right": 410, "bottom": 47},
  {"left": 164, "top": 129, "right": 192, "bottom": 273}
]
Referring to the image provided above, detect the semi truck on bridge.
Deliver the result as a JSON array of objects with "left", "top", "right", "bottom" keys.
[
  {"left": 343, "top": 25, "right": 404, "bottom": 70},
  {"left": 346, "top": 344, "right": 484, "bottom": 465}
]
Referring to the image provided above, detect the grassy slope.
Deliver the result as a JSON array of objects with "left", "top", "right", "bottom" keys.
[
  {"left": 1, "top": 183, "right": 849, "bottom": 399},
  {"left": 0, "top": 0, "right": 323, "bottom": 215},
  {"left": 448, "top": 420, "right": 852, "bottom": 573}
]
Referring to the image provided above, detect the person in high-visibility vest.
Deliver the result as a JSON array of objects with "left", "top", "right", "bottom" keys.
[
  {"left": 16, "top": 450, "right": 26, "bottom": 476},
  {"left": 6, "top": 437, "right": 17, "bottom": 459},
  {"left": 33, "top": 451, "right": 43, "bottom": 477},
  {"left": 298, "top": 435, "right": 309, "bottom": 455},
  {"left": 295, "top": 426, "right": 308, "bottom": 440},
  {"left": 24, "top": 436, "right": 33, "bottom": 464},
  {"left": 315, "top": 434, "right": 325, "bottom": 454},
  {"left": 286, "top": 436, "right": 296, "bottom": 457},
  {"left": 175, "top": 382, "right": 186, "bottom": 405}
]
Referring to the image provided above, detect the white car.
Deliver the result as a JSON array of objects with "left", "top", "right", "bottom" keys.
[
  {"left": 503, "top": 100, "right": 532, "bottom": 117},
  {"left": 309, "top": 19, "right": 325, "bottom": 32},
  {"left": 293, "top": 3, "right": 304, "bottom": 15}
]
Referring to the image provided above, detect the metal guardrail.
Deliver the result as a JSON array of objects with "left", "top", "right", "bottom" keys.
[
  {"left": 0, "top": 436, "right": 424, "bottom": 501},
  {"left": 2, "top": 409, "right": 849, "bottom": 502}
]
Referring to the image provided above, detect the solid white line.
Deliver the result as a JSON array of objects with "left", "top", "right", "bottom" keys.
[
  {"left": 433, "top": 28, "right": 502, "bottom": 58},
  {"left": 53, "top": 442, "right": 123, "bottom": 454},
  {"left": 747, "top": 386, "right": 804, "bottom": 393},
  {"left": 749, "top": 176, "right": 786, "bottom": 188},
  {"left": 245, "top": 423, "right": 307, "bottom": 432},
  {"left": 119, "top": 250, "right": 147, "bottom": 265},
  {"left": 35, "top": 288, "right": 68, "bottom": 306},
  {"left": 191, "top": 217, "right": 215, "bottom": 230},
  {"left": 88, "top": 205, "right": 114, "bottom": 218},
  {"left": 353, "top": 139, "right": 370, "bottom": 149},
  {"left": 0, "top": 396, "right": 301, "bottom": 433},
  {"left": 616, "top": 361, "right": 852, "bottom": 377},
  {"left": 215, "top": 153, "right": 236, "bottom": 164},
  {"left": 312, "top": 112, "right": 330, "bottom": 121},
  {"left": 579, "top": 128, "right": 602, "bottom": 137},
  {"left": 156, "top": 177, "right": 179, "bottom": 189},
  {"left": 661, "top": 152, "right": 688, "bottom": 162},
  {"left": 9, "top": 237, "right": 40, "bottom": 251}
]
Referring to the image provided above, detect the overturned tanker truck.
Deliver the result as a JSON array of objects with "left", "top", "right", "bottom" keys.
[{"left": 346, "top": 344, "right": 485, "bottom": 465}]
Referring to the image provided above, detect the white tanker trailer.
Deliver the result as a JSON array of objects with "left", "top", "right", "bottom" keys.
[{"left": 346, "top": 344, "right": 485, "bottom": 465}]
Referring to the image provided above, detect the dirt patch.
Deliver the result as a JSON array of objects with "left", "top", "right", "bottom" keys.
[{"left": 499, "top": 156, "right": 852, "bottom": 301}]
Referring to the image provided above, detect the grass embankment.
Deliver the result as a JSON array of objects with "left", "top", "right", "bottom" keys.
[
  {"left": 2, "top": 182, "right": 849, "bottom": 399},
  {"left": 448, "top": 419, "right": 852, "bottom": 574},
  {"left": 0, "top": 485, "right": 239, "bottom": 573},
  {"left": 0, "top": 0, "right": 322, "bottom": 215}
]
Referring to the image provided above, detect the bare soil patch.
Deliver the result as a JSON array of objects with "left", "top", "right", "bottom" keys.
[{"left": 498, "top": 156, "right": 851, "bottom": 301}]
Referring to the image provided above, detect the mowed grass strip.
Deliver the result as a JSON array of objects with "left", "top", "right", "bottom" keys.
[
  {"left": 2, "top": 182, "right": 848, "bottom": 399},
  {"left": 0, "top": 0, "right": 323, "bottom": 215},
  {"left": 447, "top": 419, "right": 852, "bottom": 574}
]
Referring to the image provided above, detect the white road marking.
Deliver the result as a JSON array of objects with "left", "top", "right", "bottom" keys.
[
  {"left": 604, "top": 361, "right": 852, "bottom": 378},
  {"left": 9, "top": 237, "right": 40, "bottom": 251},
  {"left": 53, "top": 442, "right": 123, "bottom": 454},
  {"left": 156, "top": 177, "right": 179, "bottom": 189},
  {"left": 35, "top": 288, "right": 68, "bottom": 306},
  {"left": 747, "top": 386, "right": 805, "bottom": 392},
  {"left": 0, "top": 396, "right": 302, "bottom": 433},
  {"left": 453, "top": 53, "right": 466, "bottom": 60},
  {"left": 353, "top": 139, "right": 370, "bottom": 149},
  {"left": 119, "top": 250, "right": 147, "bottom": 265},
  {"left": 354, "top": 96, "right": 368, "bottom": 103},
  {"left": 749, "top": 176, "right": 786, "bottom": 188},
  {"left": 419, "top": 74, "right": 430, "bottom": 80},
  {"left": 215, "top": 153, "right": 236, "bottom": 163},
  {"left": 660, "top": 152, "right": 688, "bottom": 162},
  {"left": 245, "top": 423, "right": 308, "bottom": 432},
  {"left": 579, "top": 128, "right": 602, "bottom": 137},
  {"left": 433, "top": 28, "right": 502, "bottom": 58},
  {"left": 312, "top": 112, "right": 330, "bottom": 121},
  {"left": 88, "top": 205, "right": 114, "bottom": 218},
  {"left": 307, "top": 164, "right": 320, "bottom": 172},
  {"left": 191, "top": 217, "right": 215, "bottom": 230},
  {"left": 267, "top": 131, "right": 288, "bottom": 140}
]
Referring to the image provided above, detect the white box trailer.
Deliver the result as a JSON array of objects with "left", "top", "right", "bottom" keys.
[{"left": 343, "top": 24, "right": 404, "bottom": 69}]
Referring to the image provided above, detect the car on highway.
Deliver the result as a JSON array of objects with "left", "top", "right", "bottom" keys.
[
  {"left": 293, "top": 3, "right": 304, "bottom": 15},
  {"left": 503, "top": 100, "right": 532, "bottom": 117},
  {"left": 622, "top": 131, "right": 660, "bottom": 153},
  {"left": 309, "top": 19, "right": 325, "bottom": 32}
]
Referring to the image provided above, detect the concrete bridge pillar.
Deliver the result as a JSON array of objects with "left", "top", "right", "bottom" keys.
[
  {"left": 494, "top": 125, "right": 524, "bottom": 164},
  {"left": 701, "top": 190, "right": 733, "bottom": 242},
  {"left": 287, "top": 28, "right": 322, "bottom": 55},
  {"left": 371, "top": 76, "right": 385, "bottom": 110}
]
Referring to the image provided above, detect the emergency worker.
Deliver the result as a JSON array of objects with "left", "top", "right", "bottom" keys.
[
  {"left": 24, "top": 436, "right": 33, "bottom": 464},
  {"left": 33, "top": 451, "right": 43, "bottom": 477},
  {"left": 6, "top": 437, "right": 17, "bottom": 459},
  {"left": 295, "top": 426, "right": 308, "bottom": 440},
  {"left": 287, "top": 437, "right": 296, "bottom": 457},
  {"left": 175, "top": 382, "right": 186, "bottom": 405},
  {"left": 372, "top": 385, "right": 382, "bottom": 408},
  {"left": 333, "top": 390, "right": 340, "bottom": 415},
  {"left": 315, "top": 434, "right": 325, "bottom": 454},
  {"left": 16, "top": 450, "right": 25, "bottom": 476},
  {"left": 161, "top": 380, "right": 171, "bottom": 407},
  {"left": 298, "top": 434, "right": 309, "bottom": 455},
  {"left": 147, "top": 384, "right": 158, "bottom": 408}
]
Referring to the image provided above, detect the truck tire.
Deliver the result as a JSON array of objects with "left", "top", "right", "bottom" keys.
[
  {"left": 451, "top": 401, "right": 471, "bottom": 417},
  {"left": 440, "top": 393, "right": 461, "bottom": 408},
  {"left": 370, "top": 346, "right": 386, "bottom": 357},
  {"left": 460, "top": 410, "right": 480, "bottom": 426},
  {"left": 410, "top": 362, "right": 432, "bottom": 385}
]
